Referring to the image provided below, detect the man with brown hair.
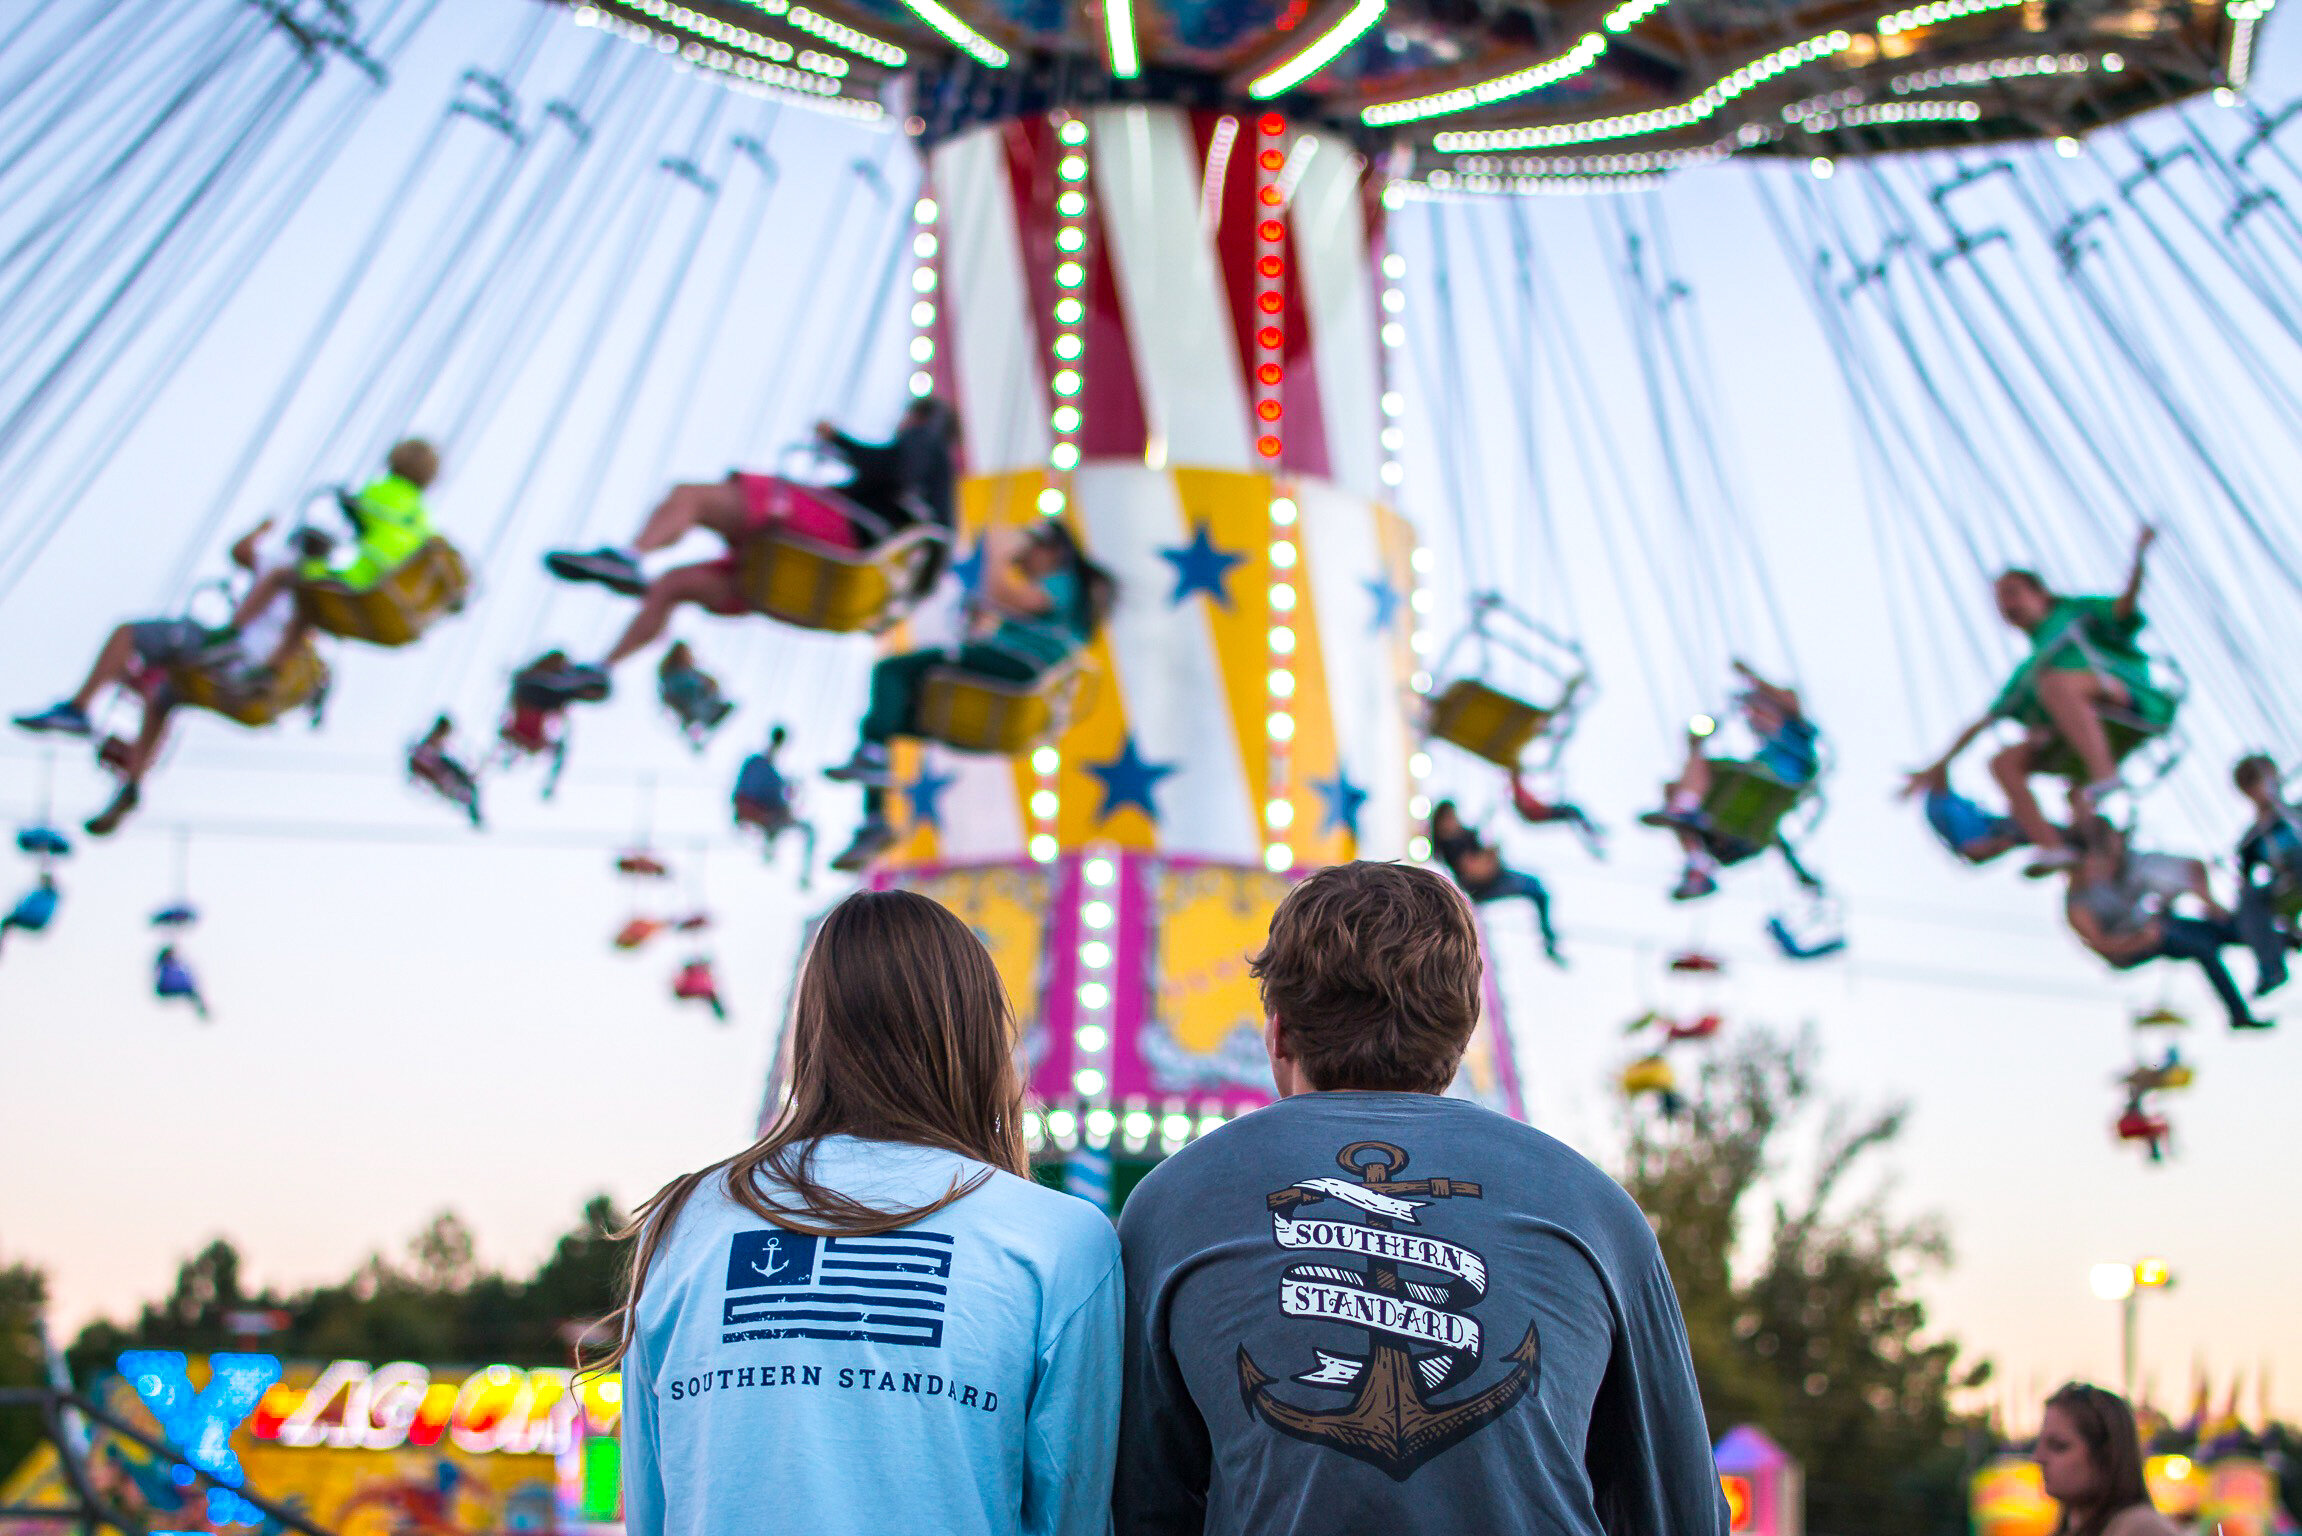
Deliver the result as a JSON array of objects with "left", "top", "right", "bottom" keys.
[{"left": 1114, "top": 860, "right": 1726, "bottom": 1536}]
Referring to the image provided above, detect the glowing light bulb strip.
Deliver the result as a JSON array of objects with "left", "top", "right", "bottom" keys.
[
  {"left": 714, "top": 0, "right": 910, "bottom": 64},
  {"left": 1106, "top": 0, "right": 1141, "bottom": 78},
  {"left": 1432, "top": 30, "right": 1852, "bottom": 151},
  {"left": 1029, "top": 114, "right": 1095, "bottom": 869},
  {"left": 609, "top": 0, "right": 794, "bottom": 61},
  {"left": 1364, "top": 32, "right": 1609, "bottom": 126},
  {"left": 1801, "top": 98, "right": 1982, "bottom": 129},
  {"left": 907, "top": 194, "right": 939, "bottom": 399},
  {"left": 1885, "top": 51, "right": 2092, "bottom": 93},
  {"left": 1250, "top": 0, "right": 1387, "bottom": 99},
  {"left": 897, "top": 0, "right": 1011, "bottom": 67},
  {"left": 570, "top": 7, "right": 884, "bottom": 117},
  {"left": 1071, "top": 852, "right": 1119, "bottom": 1108},
  {"left": 1602, "top": 0, "right": 1673, "bottom": 29},
  {"left": 1257, "top": 115, "right": 1297, "bottom": 875},
  {"left": 1377, "top": 246, "right": 1406, "bottom": 491},
  {"left": 2229, "top": 13, "right": 2261, "bottom": 87},
  {"left": 1876, "top": 0, "right": 2023, "bottom": 36}
]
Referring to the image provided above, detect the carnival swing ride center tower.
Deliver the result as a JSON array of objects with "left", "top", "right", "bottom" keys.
[{"left": 562, "top": 0, "right": 2261, "bottom": 1171}]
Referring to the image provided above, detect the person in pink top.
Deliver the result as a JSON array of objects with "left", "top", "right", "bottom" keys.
[{"left": 533, "top": 399, "right": 957, "bottom": 705}]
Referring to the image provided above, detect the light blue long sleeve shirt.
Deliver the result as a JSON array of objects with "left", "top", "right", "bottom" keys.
[{"left": 621, "top": 1136, "right": 1121, "bottom": 1536}]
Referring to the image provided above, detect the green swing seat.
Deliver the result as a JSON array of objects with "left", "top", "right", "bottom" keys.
[
  {"left": 2032, "top": 707, "right": 2173, "bottom": 781},
  {"left": 1700, "top": 761, "right": 1810, "bottom": 862},
  {"left": 1425, "top": 679, "right": 1557, "bottom": 769}
]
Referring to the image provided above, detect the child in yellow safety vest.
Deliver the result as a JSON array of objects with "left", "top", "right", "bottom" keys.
[{"left": 303, "top": 438, "right": 441, "bottom": 590}]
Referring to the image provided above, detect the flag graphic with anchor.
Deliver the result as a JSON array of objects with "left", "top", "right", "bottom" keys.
[{"left": 1237, "top": 1140, "right": 1540, "bottom": 1481}]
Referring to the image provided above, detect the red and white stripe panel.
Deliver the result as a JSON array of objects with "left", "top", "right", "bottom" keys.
[{"left": 927, "top": 105, "right": 1387, "bottom": 494}]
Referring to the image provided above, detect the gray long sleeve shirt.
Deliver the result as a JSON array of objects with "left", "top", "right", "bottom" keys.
[{"left": 1115, "top": 1091, "right": 1729, "bottom": 1536}]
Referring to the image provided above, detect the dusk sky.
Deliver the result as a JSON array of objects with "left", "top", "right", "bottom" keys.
[{"left": 1, "top": 0, "right": 2296, "bottom": 1429}]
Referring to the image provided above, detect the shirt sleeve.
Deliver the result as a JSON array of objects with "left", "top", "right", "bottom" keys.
[
  {"left": 1024, "top": 1250, "right": 1125, "bottom": 1536},
  {"left": 1111, "top": 1204, "right": 1211, "bottom": 1536},
  {"left": 618, "top": 1323, "right": 665, "bottom": 1536},
  {"left": 1589, "top": 1253, "right": 1730, "bottom": 1536}
]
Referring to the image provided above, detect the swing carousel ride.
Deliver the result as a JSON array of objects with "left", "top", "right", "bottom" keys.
[{"left": 0, "top": 0, "right": 2294, "bottom": 1191}]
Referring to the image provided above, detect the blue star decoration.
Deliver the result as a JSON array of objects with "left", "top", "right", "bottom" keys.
[
  {"left": 903, "top": 764, "right": 956, "bottom": 829},
  {"left": 1314, "top": 768, "right": 1370, "bottom": 839},
  {"left": 1086, "top": 736, "right": 1178, "bottom": 823},
  {"left": 1363, "top": 573, "right": 1402, "bottom": 635},
  {"left": 1158, "top": 521, "right": 1248, "bottom": 608}
]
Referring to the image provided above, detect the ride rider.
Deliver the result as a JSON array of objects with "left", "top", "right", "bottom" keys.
[
  {"left": 1642, "top": 660, "right": 1821, "bottom": 901},
  {"left": 1906, "top": 526, "right": 2167, "bottom": 876},
  {"left": 13, "top": 518, "right": 310, "bottom": 835},
  {"left": 822, "top": 519, "right": 1115, "bottom": 874},
  {"left": 1429, "top": 800, "right": 1566, "bottom": 965},
  {"left": 2061, "top": 812, "right": 2270, "bottom": 1033},
  {"left": 2231, "top": 753, "right": 2302, "bottom": 998},
  {"left": 530, "top": 399, "right": 961, "bottom": 705}
]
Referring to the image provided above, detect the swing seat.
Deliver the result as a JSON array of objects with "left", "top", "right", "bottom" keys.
[
  {"left": 2033, "top": 708, "right": 2173, "bottom": 781},
  {"left": 736, "top": 520, "right": 945, "bottom": 635},
  {"left": 297, "top": 537, "right": 471, "bottom": 647},
  {"left": 912, "top": 658, "right": 1085, "bottom": 756},
  {"left": 1699, "top": 760, "right": 1809, "bottom": 861},
  {"left": 1425, "top": 679, "right": 1555, "bottom": 768},
  {"left": 168, "top": 642, "right": 329, "bottom": 727},
  {"left": 1619, "top": 1054, "right": 1677, "bottom": 1097},
  {"left": 2116, "top": 1108, "right": 2170, "bottom": 1143}
]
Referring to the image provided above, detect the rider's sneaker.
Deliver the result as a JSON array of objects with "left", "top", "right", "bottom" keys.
[
  {"left": 544, "top": 547, "right": 646, "bottom": 596},
  {"left": 824, "top": 744, "right": 894, "bottom": 787},
  {"left": 85, "top": 782, "right": 140, "bottom": 838},
  {"left": 2022, "top": 847, "right": 2080, "bottom": 879},
  {"left": 1670, "top": 867, "right": 1718, "bottom": 902},
  {"left": 829, "top": 818, "right": 897, "bottom": 874},
  {"left": 529, "top": 662, "right": 612, "bottom": 704},
  {"left": 13, "top": 702, "right": 91, "bottom": 737}
]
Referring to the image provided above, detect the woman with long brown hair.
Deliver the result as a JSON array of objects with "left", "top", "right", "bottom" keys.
[
  {"left": 2035, "top": 1383, "right": 2180, "bottom": 1536},
  {"left": 602, "top": 889, "right": 1121, "bottom": 1536}
]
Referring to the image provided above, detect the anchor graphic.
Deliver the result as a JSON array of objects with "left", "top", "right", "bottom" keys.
[
  {"left": 1238, "top": 1140, "right": 1540, "bottom": 1481},
  {"left": 750, "top": 1236, "right": 791, "bottom": 1283}
]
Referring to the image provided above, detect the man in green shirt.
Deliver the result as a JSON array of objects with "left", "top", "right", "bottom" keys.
[{"left": 1906, "top": 526, "right": 2169, "bottom": 875}]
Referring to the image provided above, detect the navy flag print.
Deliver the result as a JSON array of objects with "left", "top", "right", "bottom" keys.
[{"left": 721, "top": 1229, "right": 954, "bottom": 1349}]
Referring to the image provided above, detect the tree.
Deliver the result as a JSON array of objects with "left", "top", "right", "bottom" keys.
[
  {"left": 1621, "top": 1027, "right": 1986, "bottom": 1536},
  {"left": 0, "top": 1258, "right": 49, "bottom": 1481},
  {"left": 68, "top": 1199, "right": 628, "bottom": 1378}
]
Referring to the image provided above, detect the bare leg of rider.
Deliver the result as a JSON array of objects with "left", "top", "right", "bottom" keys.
[
  {"left": 2035, "top": 668, "right": 2126, "bottom": 795},
  {"left": 1990, "top": 737, "right": 2064, "bottom": 854},
  {"left": 602, "top": 565, "right": 744, "bottom": 668},
  {"left": 68, "top": 625, "right": 139, "bottom": 714},
  {"left": 632, "top": 481, "right": 750, "bottom": 554}
]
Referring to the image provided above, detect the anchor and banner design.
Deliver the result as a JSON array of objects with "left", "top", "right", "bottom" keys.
[{"left": 1238, "top": 1141, "right": 1539, "bottom": 1480}]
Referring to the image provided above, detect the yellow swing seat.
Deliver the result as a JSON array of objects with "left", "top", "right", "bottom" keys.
[
  {"left": 1425, "top": 678, "right": 1556, "bottom": 768},
  {"left": 736, "top": 525, "right": 945, "bottom": 635},
  {"left": 912, "top": 657, "right": 1085, "bottom": 756},
  {"left": 167, "top": 641, "right": 330, "bottom": 727},
  {"left": 1619, "top": 1054, "right": 1677, "bottom": 1098},
  {"left": 298, "top": 537, "right": 472, "bottom": 647}
]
